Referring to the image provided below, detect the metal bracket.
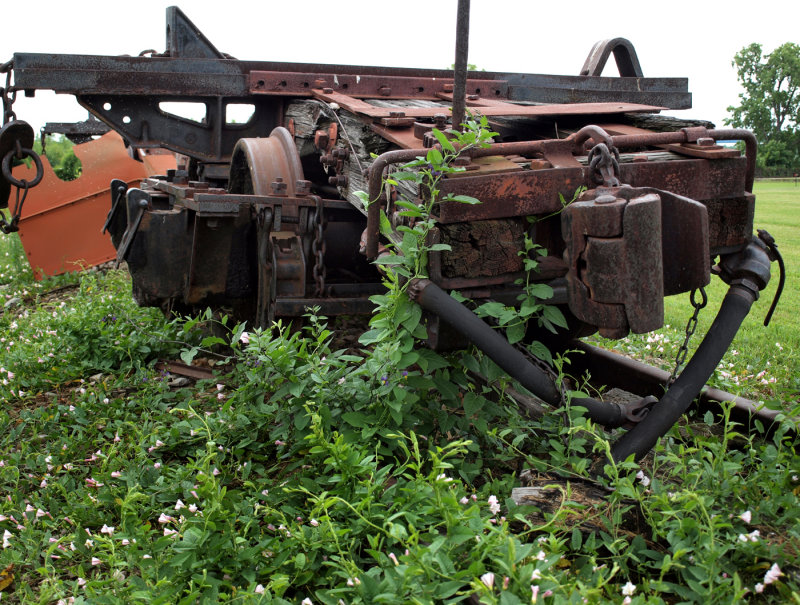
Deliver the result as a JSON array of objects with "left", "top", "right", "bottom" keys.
[
  {"left": 580, "top": 38, "right": 644, "bottom": 78},
  {"left": 116, "top": 189, "right": 150, "bottom": 264}
]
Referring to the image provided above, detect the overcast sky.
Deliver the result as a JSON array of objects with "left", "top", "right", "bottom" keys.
[{"left": 3, "top": 0, "right": 798, "bottom": 133}]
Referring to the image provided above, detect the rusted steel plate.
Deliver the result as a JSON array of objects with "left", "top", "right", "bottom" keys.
[
  {"left": 438, "top": 157, "right": 751, "bottom": 230},
  {"left": 13, "top": 132, "right": 175, "bottom": 278},
  {"left": 312, "top": 90, "right": 665, "bottom": 118},
  {"left": 250, "top": 71, "right": 506, "bottom": 99}
]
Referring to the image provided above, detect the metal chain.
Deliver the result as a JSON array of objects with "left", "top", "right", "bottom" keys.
[
  {"left": 667, "top": 287, "right": 708, "bottom": 386},
  {"left": 311, "top": 197, "right": 327, "bottom": 296},
  {"left": 1, "top": 62, "right": 16, "bottom": 125},
  {"left": 587, "top": 142, "right": 620, "bottom": 187}
]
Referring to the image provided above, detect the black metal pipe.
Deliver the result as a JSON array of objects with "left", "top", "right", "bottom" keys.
[
  {"left": 408, "top": 278, "right": 628, "bottom": 426},
  {"left": 610, "top": 284, "right": 758, "bottom": 462}
]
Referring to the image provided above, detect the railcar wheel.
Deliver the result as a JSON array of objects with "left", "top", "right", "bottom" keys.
[{"left": 229, "top": 127, "right": 305, "bottom": 328}]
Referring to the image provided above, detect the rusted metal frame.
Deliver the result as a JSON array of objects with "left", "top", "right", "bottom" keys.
[
  {"left": 249, "top": 71, "right": 503, "bottom": 99},
  {"left": 565, "top": 340, "right": 786, "bottom": 428},
  {"left": 609, "top": 128, "right": 757, "bottom": 192},
  {"left": 73, "top": 93, "right": 282, "bottom": 163}
]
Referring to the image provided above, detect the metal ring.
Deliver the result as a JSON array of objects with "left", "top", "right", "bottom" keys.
[
  {"left": 2, "top": 147, "right": 44, "bottom": 188},
  {"left": 690, "top": 287, "right": 708, "bottom": 309}
]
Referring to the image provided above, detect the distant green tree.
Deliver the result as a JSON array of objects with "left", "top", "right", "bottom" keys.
[
  {"left": 33, "top": 135, "right": 82, "bottom": 181},
  {"left": 726, "top": 42, "right": 800, "bottom": 176}
]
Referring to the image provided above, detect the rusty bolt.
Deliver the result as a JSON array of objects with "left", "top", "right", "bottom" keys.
[
  {"left": 328, "top": 175, "right": 349, "bottom": 187},
  {"left": 271, "top": 177, "right": 288, "bottom": 195},
  {"left": 378, "top": 86, "right": 392, "bottom": 97},
  {"left": 332, "top": 148, "right": 350, "bottom": 160},
  {"left": 295, "top": 180, "right": 312, "bottom": 195},
  {"left": 314, "top": 130, "right": 330, "bottom": 150},
  {"left": 320, "top": 153, "right": 335, "bottom": 167},
  {"left": 696, "top": 137, "right": 716, "bottom": 147},
  {"left": 322, "top": 87, "right": 334, "bottom": 94},
  {"left": 595, "top": 194, "right": 617, "bottom": 204},
  {"left": 434, "top": 114, "right": 448, "bottom": 129}
]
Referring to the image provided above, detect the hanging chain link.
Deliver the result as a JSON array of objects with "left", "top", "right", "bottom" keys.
[
  {"left": 312, "top": 197, "right": 327, "bottom": 296},
  {"left": 1, "top": 62, "right": 16, "bottom": 125},
  {"left": 667, "top": 287, "right": 708, "bottom": 386},
  {"left": 587, "top": 142, "right": 620, "bottom": 187}
]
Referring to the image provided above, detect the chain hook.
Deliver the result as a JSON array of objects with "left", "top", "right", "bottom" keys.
[
  {"left": 667, "top": 286, "right": 708, "bottom": 386},
  {"left": 311, "top": 196, "right": 327, "bottom": 296},
  {"left": 587, "top": 142, "right": 621, "bottom": 187}
]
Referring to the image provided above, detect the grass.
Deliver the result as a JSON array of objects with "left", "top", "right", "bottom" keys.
[{"left": 0, "top": 182, "right": 798, "bottom": 604}]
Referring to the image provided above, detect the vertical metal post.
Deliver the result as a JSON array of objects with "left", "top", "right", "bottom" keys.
[{"left": 452, "top": 0, "right": 470, "bottom": 131}]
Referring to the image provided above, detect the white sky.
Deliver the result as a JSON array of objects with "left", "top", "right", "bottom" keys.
[{"left": 3, "top": 0, "right": 799, "bottom": 133}]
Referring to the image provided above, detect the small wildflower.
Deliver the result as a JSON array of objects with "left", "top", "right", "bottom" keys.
[
  {"left": 100, "top": 524, "right": 114, "bottom": 536},
  {"left": 337, "top": 376, "right": 346, "bottom": 385},
  {"left": 481, "top": 572, "right": 495, "bottom": 589},
  {"left": 764, "top": 563, "right": 783, "bottom": 585},
  {"left": 188, "top": 503, "right": 198, "bottom": 513},
  {"left": 739, "top": 510, "right": 752, "bottom": 524},
  {"left": 240, "top": 332, "right": 250, "bottom": 344},
  {"left": 103, "top": 398, "right": 109, "bottom": 404},
  {"left": 536, "top": 550, "right": 546, "bottom": 561},
  {"left": 2, "top": 529, "right": 11, "bottom": 548},
  {"left": 347, "top": 577, "right": 361, "bottom": 586},
  {"left": 621, "top": 581, "right": 636, "bottom": 596},
  {"left": 754, "top": 582, "right": 764, "bottom": 593},
  {"left": 488, "top": 495, "right": 501, "bottom": 515},
  {"left": 121, "top": 539, "right": 130, "bottom": 546},
  {"left": 310, "top": 518, "right": 319, "bottom": 527},
  {"left": 158, "top": 513, "right": 175, "bottom": 524},
  {"left": 175, "top": 499, "right": 185, "bottom": 511},
  {"left": 531, "top": 585, "right": 539, "bottom": 603},
  {"left": 301, "top": 599, "right": 313, "bottom": 605},
  {"left": 388, "top": 552, "right": 399, "bottom": 566},
  {"left": 164, "top": 528, "right": 178, "bottom": 537},
  {"left": 636, "top": 470, "right": 651, "bottom": 487},
  {"left": 460, "top": 496, "right": 469, "bottom": 505},
  {"left": 91, "top": 557, "right": 102, "bottom": 566},
  {"left": 153, "top": 462, "right": 161, "bottom": 469},
  {"left": 503, "top": 576, "right": 510, "bottom": 590},
  {"left": 436, "top": 473, "right": 452, "bottom": 482},
  {"left": 274, "top": 440, "right": 286, "bottom": 446},
  {"left": 531, "top": 569, "right": 542, "bottom": 580}
]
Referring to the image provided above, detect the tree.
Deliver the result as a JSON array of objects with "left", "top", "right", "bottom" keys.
[{"left": 726, "top": 42, "right": 800, "bottom": 175}]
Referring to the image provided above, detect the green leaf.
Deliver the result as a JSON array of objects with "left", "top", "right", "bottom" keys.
[{"left": 432, "top": 128, "right": 455, "bottom": 153}]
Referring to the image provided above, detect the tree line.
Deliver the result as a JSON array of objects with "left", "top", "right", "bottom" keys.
[{"left": 727, "top": 42, "right": 800, "bottom": 177}]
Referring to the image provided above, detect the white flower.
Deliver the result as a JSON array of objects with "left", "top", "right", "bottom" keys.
[
  {"left": 100, "top": 524, "right": 114, "bottom": 535},
  {"left": 754, "top": 582, "right": 764, "bottom": 593},
  {"left": 2, "top": 529, "right": 12, "bottom": 549},
  {"left": 310, "top": 518, "right": 319, "bottom": 527},
  {"left": 91, "top": 557, "right": 102, "bottom": 566},
  {"left": 480, "top": 572, "right": 495, "bottom": 589},
  {"left": 158, "top": 513, "right": 174, "bottom": 524},
  {"left": 739, "top": 510, "right": 752, "bottom": 524},
  {"left": 621, "top": 581, "right": 636, "bottom": 596},
  {"left": 488, "top": 495, "right": 501, "bottom": 515},
  {"left": 240, "top": 332, "right": 250, "bottom": 344},
  {"left": 347, "top": 577, "right": 361, "bottom": 586},
  {"left": 460, "top": 496, "right": 469, "bottom": 505},
  {"left": 175, "top": 499, "right": 185, "bottom": 511},
  {"left": 764, "top": 563, "right": 783, "bottom": 585},
  {"left": 531, "top": 569, "right": 542, "bottom": 580},
  {"left": 255, "top": 584, "right": 265, "bottom": 594},
  {"left": 301, "top": 599, "right": 313, "bottom": 605},
  {"left": 531, "top": 585, "right": 539, "bottom": 603},
  {"left": 636, "top": 470, "right": 651, "bottom": 487}
]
